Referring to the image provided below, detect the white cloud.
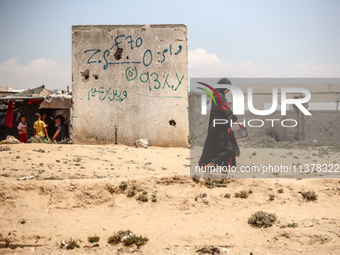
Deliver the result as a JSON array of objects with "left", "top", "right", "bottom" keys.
[
  {"left": 188, "top": 48, "right": 270, "bottom": 78},
  {"left": 0, "top": 58, "right": 70, "bottom": 90},
  {"left": 188, "top": 48, "right": 340, "bottom": 78}
]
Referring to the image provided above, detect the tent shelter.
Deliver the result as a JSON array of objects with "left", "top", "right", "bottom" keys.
[{"left": 0, "top": 85, "right": 72, "bottom": 141}]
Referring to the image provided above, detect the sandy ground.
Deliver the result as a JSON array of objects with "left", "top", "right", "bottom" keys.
[{"left": 0, "top": 143, "right": 340, "bottom": 255}]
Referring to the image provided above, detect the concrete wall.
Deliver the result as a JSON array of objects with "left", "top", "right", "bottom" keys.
[
  {"left": 72, "top": 25, "right": 188, "bottom": 146},
  {"left": 238, "top": 110, "right": 340, "bottom": 142}
]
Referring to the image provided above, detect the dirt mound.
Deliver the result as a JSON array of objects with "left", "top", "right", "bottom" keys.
[
  {"left": 1, "top": 144, "right": 340, "bottom": 254},
  {"left": 156, "top": 175, "right": 194, "bottom": 185}
]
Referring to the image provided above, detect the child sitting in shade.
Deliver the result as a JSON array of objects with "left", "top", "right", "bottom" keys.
[
  {"left": 34, "top": 113, "right": 49, "bottom": 139},
  {"left": 17, "top": 115, "right": 28, "bottom": 143}
]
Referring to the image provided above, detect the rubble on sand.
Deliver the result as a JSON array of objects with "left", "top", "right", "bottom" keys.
[
  {"left": 134, "top": 139, "right": 149, "bottom": 149},
  {"left": 1, "top": 135, "right": 20, "bottom": 144}
]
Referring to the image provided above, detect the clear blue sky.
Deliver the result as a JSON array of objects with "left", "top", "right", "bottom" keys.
[{"left": 0, "top": 0, "right": 339, "bottom": 89}]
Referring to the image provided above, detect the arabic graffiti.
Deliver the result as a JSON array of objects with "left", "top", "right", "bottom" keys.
[
  {"left": 84, "top": 34, "right": 182, "bottom": 70},
  {"left": 88, "top": 87, "right": 127, "bottom": 101},
  {"left": 158, "top": 44, "right": 182, "bottom": 64},
  {"left": 125, "top": 67, "right": 138, "bottom": 81},
  {"left": 125, "top": 67, "right": 184, "bottom": 92}
]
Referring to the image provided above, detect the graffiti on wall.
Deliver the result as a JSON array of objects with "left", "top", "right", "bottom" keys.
[
  {"left": 125, "top": 67, "right": 184, "bottom": 92},
  {"left": 83, "top": 33, "right": 185, "bottom": 100},
  {"left": 84, "top": 34, "right": 183, "bottom": 70},
  {"left": 88, "top": 87, "right": 127, "bottom": 102}
]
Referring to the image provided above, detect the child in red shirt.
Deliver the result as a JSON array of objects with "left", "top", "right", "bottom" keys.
[{"left": 17, "top": 115, "right": 28, "bottom": 143}]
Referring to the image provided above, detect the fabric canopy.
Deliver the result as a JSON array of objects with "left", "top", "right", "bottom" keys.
[
  {"left": 39, "top": 95, "right": 72, "bottom": 109},
  {"left": 3, "top": 100, "right": 14, "bottom": 128}
]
